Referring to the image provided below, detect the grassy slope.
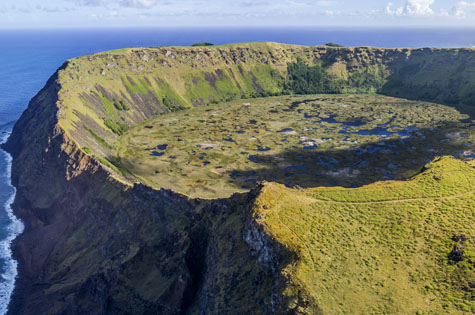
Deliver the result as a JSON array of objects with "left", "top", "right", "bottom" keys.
[
  {"left": 55, "top": 42, "right": 290, "bottom": 163},
  {"left": 253, "top": 157, "right": 475, "bottom": 314},
  {"left": 381, "top": 49, "right": 475, "bottom": 117}
]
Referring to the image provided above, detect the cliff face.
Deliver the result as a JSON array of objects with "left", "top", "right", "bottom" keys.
[
  {"left": 4, "top": 72, "right": 291, "bottom": 314},
  {"left": 4, "top": 43, "right": 475, "bottom": 314}
]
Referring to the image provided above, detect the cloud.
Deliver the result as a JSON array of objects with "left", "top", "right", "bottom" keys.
[
  {"left": 385, "top": 2, "right": 403, "bottom": 15},
  {"left": 322, "top": 9, "right": 340, "bottom": 16},
  {"left": 238, "top": 1, "right": 270, "bottom": 7},
  {"left": 74, "top": 0, "right": 157, "bottom": 8},
  {"left": 316, "top": 1, "right": 336, "bottom": 6},
  {"left": 35, "top": 5, "right": 73, "bottom": 13},
  {"left": 453, "top": 1, "right": 475, "bottom": 17},
  {"left": 385, "top": 0, "right": 435, "bottom": 16},
  {"left": 0, "top": 3, "right": 73, "bottom": 14},
  {"left": 123, "top": 0, "right": 156, "bottom": 7}
]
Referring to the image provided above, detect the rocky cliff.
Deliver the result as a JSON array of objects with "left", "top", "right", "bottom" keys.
[
  {"left": 4, "top": 43, "right": 475, "bottom": 314},
  {"left": 4, "top": 78, "right": 295, "bottom": 314},
  {"left": 2, "top": 63, "right": 292, "bottom": 314}
]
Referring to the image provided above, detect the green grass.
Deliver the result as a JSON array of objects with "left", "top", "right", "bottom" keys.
[
  {"left": 99, "top": 94, "right": 117, "bottom": 119},
  {"left": 103, "top": 119, "right": 129, "bottom": 136},
  {"left": 253, "top": 156, "right": 475, "bottom": 314},
  {"left": 120, "top": 76, "right": 151, "bottom": 95},
  {"left": 83, "top": 125, "right": 113, "bottom": 150},
  {"left": 82, "top": 146, "right": 92, "bottom": 155}
]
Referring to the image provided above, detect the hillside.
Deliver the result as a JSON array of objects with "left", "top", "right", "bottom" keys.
[
  {"left": 3, "top": 42, "right": 475, "bottom": 314},
  {"left": 254, "top": 157, "right": 475, "bottom": 314}
]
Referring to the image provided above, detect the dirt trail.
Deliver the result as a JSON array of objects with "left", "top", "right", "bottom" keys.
[{"left": 306, "top": 189, "right": 475, "bottom": 205}]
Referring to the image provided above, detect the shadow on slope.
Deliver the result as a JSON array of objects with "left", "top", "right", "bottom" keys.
[{"left": 380, "top": 55, "right": 475, "bottom": 119}]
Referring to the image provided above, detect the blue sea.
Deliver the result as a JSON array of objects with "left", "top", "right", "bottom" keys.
[{"left": 0, "top": 26, "right": 475, "bottom": 312}]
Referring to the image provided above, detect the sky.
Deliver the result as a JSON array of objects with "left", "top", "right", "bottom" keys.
[{"left": 1, "top": 0, "right": 475, "bottom": 29}]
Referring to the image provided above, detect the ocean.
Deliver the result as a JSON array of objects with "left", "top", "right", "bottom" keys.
[{"left": 0, "top": 26, "right": 475, "bottom": 312}]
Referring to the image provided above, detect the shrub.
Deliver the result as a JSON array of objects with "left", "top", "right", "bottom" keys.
[
  {"left": 104, "top": 119, "right": 129, "bottom": 136},
  {"left": 119, "top": 100, "right": 129, "bottom": 110},
  {"left": 192, "top": 42, "right": 214, "bottom": 47},
  {"left": 162, "top": 96, "right": 172, "bottom": 108},
  {"left": 112, "top": 99, "right": 129, "bottom": 111},
  {"left": 162, "top": 96, "right": 185, "bottom": 111},
  {"left": 325, "top": 42, "right": 344, "bottom": 47},
  {"left": 284, "top": 58, "right": 385, "bottom": 94},
  {"left": 82, "top": 146, "right": 92, "bottom": 155},
  {"left": 285, "top": 58, "right": 343, "bottom": 94}
]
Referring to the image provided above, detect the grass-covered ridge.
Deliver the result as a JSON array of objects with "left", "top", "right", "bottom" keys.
[{"left": 253, "top": 156, "right": 475, "bottom": 314}]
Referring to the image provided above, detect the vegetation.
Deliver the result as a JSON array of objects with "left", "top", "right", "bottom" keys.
[
  {"left": 162, "top": 96, "right": 172, "bottom": 108},
  {"left": 117, "top": 95, "right": 473, "bottom": 198},
  {"left": 93, "top": 155, "right": 127, "bottom": 177},
  {"left": 253, "top": 156, "right": 475, "bottom": 314},
  {"left": 82, "top": 146, "right": 92, "bottom": 155},
  {"left": 347, "top": 69, "right": 386, "bottom": 92},
  {"left": 83, "top": 125, "right": 113, "bottom": 150},
  {"left": 285, "top": 58, "right": 386, "bottom": 94},
  {"left": 40, "top": 43, "right": 475, "bottom": 313},
  {"left": 285, "top": 59, "right": 343, "bottom": 94},
  {"left": 112, "top": 99, "right": 129, "bottom": 111},
  {"left": 161, "top": 95, "right": 185, "bottom": 111},
  {"left": 103, "top": 119, "right": 129, "bottom": 136},
  {"left": 60, "top": 43, "right": 475, "bottom": 167},
  {"left": 325, "top": 42, "right": 344, "bottom": 47},
  {"left": 192, "top": 42, "right": 214, "bottom": 46}
]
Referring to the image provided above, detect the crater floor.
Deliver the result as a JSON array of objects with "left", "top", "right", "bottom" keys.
[{"left": 115, "top": 94, "right": 475, "bottom": 198}]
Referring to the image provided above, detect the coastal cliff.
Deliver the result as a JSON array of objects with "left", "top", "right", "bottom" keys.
[
  {"left": 3, "top": 77, "right": 292, "bottom": 314},
  {"left": 4, "top": 43, "right": 475, "bottom": 314}
]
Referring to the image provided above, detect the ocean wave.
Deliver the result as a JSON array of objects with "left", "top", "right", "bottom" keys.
[{"left": 0, "top": 131, "right": 24, "bottom": 314}]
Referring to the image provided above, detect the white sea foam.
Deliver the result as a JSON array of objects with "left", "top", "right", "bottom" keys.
[{"left": 0, "top": 131, "right": 24, "bottom": 314}]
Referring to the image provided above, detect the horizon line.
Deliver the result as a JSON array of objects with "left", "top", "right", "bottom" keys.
[{"left": 2, "top": 25, "right": 475, "bottom": 31}]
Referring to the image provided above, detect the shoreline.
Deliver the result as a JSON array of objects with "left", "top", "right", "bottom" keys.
[{"left": 0, "top": 129, "right": 23, "bottom": 314}]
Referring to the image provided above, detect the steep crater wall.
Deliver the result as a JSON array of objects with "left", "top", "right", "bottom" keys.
[{"left": 49, "top": 43, "right": 475, "bottom": 181}]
